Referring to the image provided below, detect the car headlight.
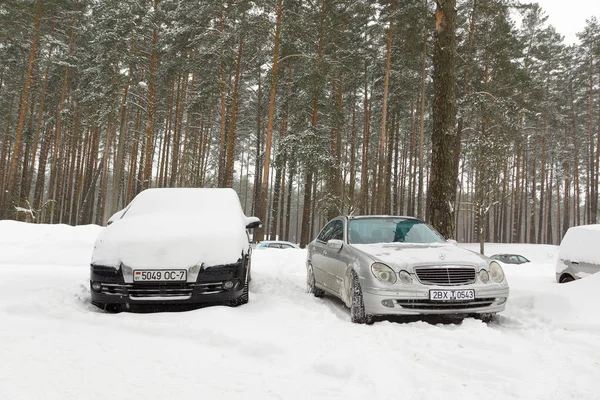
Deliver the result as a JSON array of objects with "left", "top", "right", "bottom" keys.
[
  {"left": 489, "top": 261, "right": 505, "bottom": 283},
  {"left": 371, "top": 262, "right": 397, "bottom": 284},
  {"left": 398, "top": 270, "right": 413, "bottom": 284},
  {"left": 479, "top": 269, "right": 490, "bottom": 284}
]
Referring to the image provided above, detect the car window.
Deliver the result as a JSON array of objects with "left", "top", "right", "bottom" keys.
[
  {"left": 280, "top": 243, "right": 294, "bottom": 249},
  {"left": 267, "top": 243, "right": 280, "bottom": 248},
  {"left": 330, "top": 221, "right": 344, "bottom": 241},
  {"left": 317, "top": 221, "right": 337, "bottom": 242},
  {"left": 348, "top": 218, "right": 445, "bottom": 244},
  {"left": 518, "top": 256, "right": 528, "bottom": 263}
]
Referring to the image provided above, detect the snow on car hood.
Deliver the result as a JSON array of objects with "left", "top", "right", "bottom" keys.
[
  {"left": 91, "top": 215, "right": 249, "bottom": 269},
  {"left": 352, "top": 242, "right": 489, "bottom": 271}
]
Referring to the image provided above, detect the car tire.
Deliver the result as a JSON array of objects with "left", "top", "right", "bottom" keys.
[
  {"left": 476, "top": 313, "right": 496, "bottom": 323},
  {"left": 228, "top": 271, "right": 249, "bottom": 307},
  {"left": 349, "top": 271, "right": 373, "bottom": 325},
  {"left": 307, "top": 265, "right": 324, "bottom": 298},
  {"left": 560, "top": 274, "right": 575, "bottom": 283},
  {"left": 93, "top": 302, "right": 121, "bottom": 313}
]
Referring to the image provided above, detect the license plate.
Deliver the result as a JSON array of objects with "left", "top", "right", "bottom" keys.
[
  {"left": 133, "top": 270, "right": 187, "bottom": 282},
  {"left": 429, "top": 289, "right": 475, "bottom": 301}
]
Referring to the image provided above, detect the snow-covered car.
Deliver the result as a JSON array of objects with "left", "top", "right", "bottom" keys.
[
  {"left": 90, "top": 188, "right": 261, "bottom": 311},
  {"left": 306, "top": 216, "right": 509, "bottom": 324},
  {"left": 255, "top": 240, "right": 300, "bottom": 249},
  {"left": 556, "top": 224, "right": 600, "bottom": 283}
]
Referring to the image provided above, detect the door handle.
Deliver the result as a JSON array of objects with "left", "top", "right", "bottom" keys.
[
  {"left": 323, "top": 250, "right": 328, "bottom": 256},
  {"left": 571, "top": 261, "right": 579, "bottom": 265}
]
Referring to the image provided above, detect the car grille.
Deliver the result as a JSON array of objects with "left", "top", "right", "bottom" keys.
[
  {"left": 99, "top": 282, "right": 229, "bottom": 298},
  {"left": 396, "top": 298, "right": 495, "bottom": 310},
  {"left": 414, "top": 267, "right": 476, "bottom": 285}
]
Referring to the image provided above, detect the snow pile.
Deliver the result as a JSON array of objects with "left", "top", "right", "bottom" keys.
[
  {"left": 0, "top": 220, "right": 102, "bottom": 267},
  {"left": 0, "top": 224, "right": 599, "bottom": 399}
]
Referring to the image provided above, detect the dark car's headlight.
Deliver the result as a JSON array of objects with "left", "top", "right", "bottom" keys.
[
  {"left": 371, "top": 263, "right": 397, "bottom": 284},
  {"left": 489, "top": 261, "right": 505, "bottom": 283}
]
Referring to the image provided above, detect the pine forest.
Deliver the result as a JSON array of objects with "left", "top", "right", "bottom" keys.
[{"left": 0, "top": 0, "right": 599, "bottom": 247}]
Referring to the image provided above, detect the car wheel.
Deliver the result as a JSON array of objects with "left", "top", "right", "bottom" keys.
[
  {"left": 560, "top": 274, "right": 575, "bottom": 283},
  {"left": 476, "top": 313, "right": 496, "bottom": 323},
  {"left": 93, "top": 302, "right": 121, "bottom": 313},
  {"left": 349, "top": 271, "right": 373, "bottom": 325},
  {"left": 307, "top": 264, "right": 324, "bottom": 297},
  {"left": 228, "top": 271, "right": 249, "bottom": 307}
]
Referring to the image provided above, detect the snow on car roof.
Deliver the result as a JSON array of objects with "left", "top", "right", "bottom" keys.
[
  {"left": 125, "top": 188, "right": 245, "bottom": 218},
  {"left": 559, "top": 224, "right": 600, "bottom": 265},
  {"left": 92, "top": 188, "right": 253, "bottom": 268}
]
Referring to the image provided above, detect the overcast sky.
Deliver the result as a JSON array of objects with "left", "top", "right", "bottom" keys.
[{"left": 535, "top": 0, "right": 599, "bottom": 44}]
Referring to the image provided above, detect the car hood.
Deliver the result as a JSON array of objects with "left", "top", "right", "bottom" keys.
[
  {"left": 352, "top": 242, "right": 489, "bottom": 271},
  {"left": 91, "top": 215, "right": 248, "bottom": 269}
]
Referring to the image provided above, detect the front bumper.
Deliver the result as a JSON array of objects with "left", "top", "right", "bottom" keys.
[
  {"left": 362, "top": 284, "right": 509, "bottom": 316},
  {"left": 90, "top": 261, "right": 248, "bottom": 306}
]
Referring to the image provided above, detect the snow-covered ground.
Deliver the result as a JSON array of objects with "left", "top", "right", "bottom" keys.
[{"left": 1, "top": 221, "right": 599, "bottom": 399}]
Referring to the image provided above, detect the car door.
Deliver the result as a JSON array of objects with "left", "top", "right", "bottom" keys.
[
  {"left": 311, "top": 221, "right": 336, "bottom": 288},
  {"left": 324, "top": 219, "right": 353, "bottom": 296},
  {"left": 574, "top": 260, "right": 600, "bottom": 278}
]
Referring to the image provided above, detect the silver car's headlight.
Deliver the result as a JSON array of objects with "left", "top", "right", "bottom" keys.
[
  {"left": 371, "top": 262, "right": 397, "bottom": 284},
  {"left": 398, "top": 270, "right": 413, "bottom": 285},
  {"left": 489, "top": 261, "right": 505, "bottom": 283},
  {"left": 478, "top": 269, "right": 490, "bottom": 284}
]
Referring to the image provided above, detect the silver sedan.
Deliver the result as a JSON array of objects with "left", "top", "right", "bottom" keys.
[{"left": 306, "top": 216, "right": 509, "bottom": 324}]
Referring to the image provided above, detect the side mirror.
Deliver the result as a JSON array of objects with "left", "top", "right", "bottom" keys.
[
  {"left": 447, "top": 239, "right": 458, "bottom": 245},
  {"left": 107, "top": 220, "right": 114, "bottom": 226},
  {"left": 246, "top": 216, "right": 262, "bottom": 230},
  {"left": 327, "top": 239, "right": 343, "bottom": 251}
]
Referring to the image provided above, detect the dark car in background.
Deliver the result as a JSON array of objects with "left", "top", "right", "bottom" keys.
[{"left": 490, "top": 254, "right": 530, "bottom": 265}]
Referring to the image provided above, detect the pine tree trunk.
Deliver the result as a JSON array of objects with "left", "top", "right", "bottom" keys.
[
  {"left": 110, "top": 52, "right": 133, "bottom": 216},
  {"left": 301, "top": 0, "right": 327, "bottom": 246},
  {"left": 360, "top": 61, "right": 370, "bottom": 214},
  {"left": 348, "top": 94, "right": 357, "bottom": 211},
  {"left": 376, "top": 0, "right": 396, "bottom": 214},
  {"left": 3, "top": 0, "right": 42, "bottom": 216},
  {"left": 142, "top": 0, "right": 160, "bottom": 190},
  {"left": 537, "top": 123, "right": 546, "bottom": 243},
  {"left": 0, "top": 95, "right": 15, "bottom": 210},
  {"left": 225, "top": 31, "right": 244, "bottom": 188},
  {"left": 546, "top": 165, "right": 554, "bottom": 244},
  {"left": 427, "top": 0, "right": 457, "bottom": 238},
  {"left": 255, "top": 0, "right": 283, "bottom": 242},
  {"left": 251, "top": 65, "right": 262, "bottom": 217},
  {"left": 417, "top": 32, "right": 427, "bottom": 219},
  {"left": 562, "top": 161, "right": 571, "bottom": 238}
]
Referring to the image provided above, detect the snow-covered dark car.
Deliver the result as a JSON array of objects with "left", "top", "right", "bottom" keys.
[
  {"left": 90, "top": 188, "right": 260, "bottom": 312},
  {"left": 307, "top": 216, "right": 509, "bottom": 324}
]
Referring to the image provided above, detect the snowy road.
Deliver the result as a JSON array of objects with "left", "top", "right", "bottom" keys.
[{"left": 1, "top": 222, "right": 599, "bottom": 400}]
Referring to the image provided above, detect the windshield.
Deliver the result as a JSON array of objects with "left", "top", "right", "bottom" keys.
[{"left": 348, "top": 217, "right": 446, "bottom": 244}]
